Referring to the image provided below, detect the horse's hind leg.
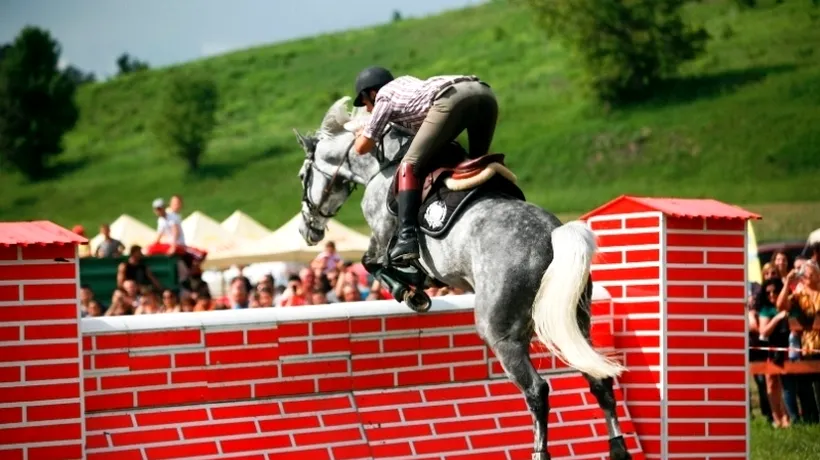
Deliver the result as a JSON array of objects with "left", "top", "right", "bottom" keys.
[
  {"left": 491, "top": 337, "right": 551, "bottom": 459},
  {"left": 584, "top": 374, "right": 631, "bottom": 460}
]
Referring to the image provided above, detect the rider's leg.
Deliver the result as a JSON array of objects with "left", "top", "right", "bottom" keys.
[
  {"left": 464, "top": 82, "right": 499, "bottom": 158},
  {"left": 389, "top": 82, "right": 480, "bottom": 263},
  {"left": 389, "top": 162, "right": 422, "bottom": 263}
]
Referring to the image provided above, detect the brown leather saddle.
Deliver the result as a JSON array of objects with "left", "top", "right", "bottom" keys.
[{"left": 391, "top": 150, "right": 508, "bottom": 204}]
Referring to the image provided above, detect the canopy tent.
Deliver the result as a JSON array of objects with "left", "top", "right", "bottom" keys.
[
  {"left": 220, "top": 210, "right": 272, "bottom": 241},
  {"left": 181, "top": 211, "right": 241, "bottom": 252},
  {"left": 808, "top": 228, "right": 820, "bottom": 245},
  {"left": 89, "top": 214, "right": 157, "bottom": 255},
  {"left": 202, "top": 214, "right": 371, "bottom": 269}
]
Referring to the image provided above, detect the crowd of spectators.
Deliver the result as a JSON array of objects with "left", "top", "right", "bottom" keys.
[
  {"left": 76, "top": 194, "right": 468, "bottom": 318},
  {"left": 748, "top": 243, "right": 820, "bottom": 428}
]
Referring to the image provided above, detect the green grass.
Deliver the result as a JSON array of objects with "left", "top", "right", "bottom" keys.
[
  {"left": 0, "top": 0, "right": 818, "bottom": 240},
  {"left": 750, "top": 415, "right": 820, "bottom": 459}
]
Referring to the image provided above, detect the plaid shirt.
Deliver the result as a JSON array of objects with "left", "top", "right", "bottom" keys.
[{"left": 362, "top": 75, "right": 479, "bottom": 139}]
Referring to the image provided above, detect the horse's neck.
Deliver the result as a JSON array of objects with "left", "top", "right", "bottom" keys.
[{"left": 356, "top": 133, "right": 407, "bottom": 185}]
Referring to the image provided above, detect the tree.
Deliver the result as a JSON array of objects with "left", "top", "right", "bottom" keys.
[
  {"left": 0, "top": 27, "right": 79, "bottom": 180},
  {"left": 115, "top": 52, "right": 149, "bottom": 75},
  {"left": 519, "top": 0, "right": 710, "bottom": 105},
  {"left": 62, "top": 65, "right": 96, "bottom": 86},
  {"left": 151, "top": 73, "right": 219, "bottom": 172}
]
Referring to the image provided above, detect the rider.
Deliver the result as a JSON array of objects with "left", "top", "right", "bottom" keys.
[{"left": 351, "top": 66, "right": 499, "bottom": 264}]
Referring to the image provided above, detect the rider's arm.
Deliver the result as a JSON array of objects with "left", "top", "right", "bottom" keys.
[{"left": 355, "top": 98, "right": 393, "bottom": 154}]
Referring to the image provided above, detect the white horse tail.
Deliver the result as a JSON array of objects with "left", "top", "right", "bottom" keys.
[{"left": 530, "top": 220, "right": 625, "bottom": 380}]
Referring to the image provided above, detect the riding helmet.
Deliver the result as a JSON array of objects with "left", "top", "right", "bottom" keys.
[{"left": 353, "top": 66, "right": 394, "bottom": 107}]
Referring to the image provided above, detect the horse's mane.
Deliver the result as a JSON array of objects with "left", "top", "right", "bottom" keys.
[{"left": 317, "top": 96, "right": 371, "bottom": 140}]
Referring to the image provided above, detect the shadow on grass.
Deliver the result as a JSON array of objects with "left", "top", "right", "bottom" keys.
[
  {"left": 39, "top": 156, "right": 92, "bottom": 181},
  {"left": 632, "top": 64, "right": 797, "bottom": 108},
  {"left": 192, "top": 144, "right": 291, "bottom": 180}
]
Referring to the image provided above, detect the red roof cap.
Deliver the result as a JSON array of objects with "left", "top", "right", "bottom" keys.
[
  {"left": 580, "top": 195, "right": 761, "bottom": 221},
  {"left": 0, "top": 221, "right": 89, "bottom": 247}
]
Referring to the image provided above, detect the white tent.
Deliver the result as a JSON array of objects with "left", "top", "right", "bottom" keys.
[
  {"left": 202, "top": 214, "right": 371, "bottom": 269},
  {"left": 221, "top": 210, "right": 272, "bottom": 241},
  {"left": 89, "top": 214, "right": 157, "bottom": 255},
  {"left": 181, "top": 210, "right": 240, "bottom": 252}
]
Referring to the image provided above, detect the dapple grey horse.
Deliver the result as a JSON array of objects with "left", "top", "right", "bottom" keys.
[{"left": 293, "top": 96, "right": 632, "bottom": 460}]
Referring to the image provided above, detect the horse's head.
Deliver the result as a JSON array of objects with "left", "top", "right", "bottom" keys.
[{"left": 293, "top": 96, "right": 374, "bottom": 246}]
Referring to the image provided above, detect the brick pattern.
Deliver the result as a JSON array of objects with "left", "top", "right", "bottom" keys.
[
  {"left": 80, "top": 305, "right": 642, "bottom": 459},
  {"left": 84, "top": 376, "right": 643, "bottom": 460},
  {"left": 0, "top": 244, "right": 84, "bottom": 460},
  {"left": 664, "top": 217, "right": 748, "bottom": 459},
  {"left": 355, "top": 376, "right": 642, "bottom": 460},
  {"left": 85, "top": 393, "right": 366, "bottom": 460},
  {"left": 587, "top": 212, "right": 749, "bottom": 460},
  {"left": 589, "top": 213, "right": 664, "bottom": 459},
  {"left": 84, "top": 326, "right": 279, "bottom": 413}
]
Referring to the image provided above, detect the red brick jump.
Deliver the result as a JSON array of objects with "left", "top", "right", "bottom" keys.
[{"left": 0, "top": 195, "right": 759, "bottom": 460}]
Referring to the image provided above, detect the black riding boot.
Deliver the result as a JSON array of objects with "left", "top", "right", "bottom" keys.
[{"left": 389, "top": 163, "right": 421, "bottom": 263}]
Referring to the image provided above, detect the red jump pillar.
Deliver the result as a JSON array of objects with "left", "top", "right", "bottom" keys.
[
  {"left": 581, "top": 195, "right": 760, "bottom": 460},
  {"left": 0, "top": 221, "right": 88, "bottom": 460}
]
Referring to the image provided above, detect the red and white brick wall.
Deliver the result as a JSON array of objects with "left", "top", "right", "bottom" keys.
[
  {"left": 588, "top": 212, "right": 665, "bottom": 459},
  {"left": 0, "top": 244, "right": 85, "bottom": 460},
  {"left": 80, "top": 292, "right": 644, "bottom": 460},
  {"left": 663, "top": 217, "right": 748, "bottom": 459},
  {"left": 587, "top": 212, "right": 749, "bottom": 460}
]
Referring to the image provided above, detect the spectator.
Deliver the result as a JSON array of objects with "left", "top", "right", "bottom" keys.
[
  {"left": 135, "top": 288, "right": 161, "bottom": 315},
  {"left": 771, "top": 250, "right": 791, "bottom": 282},
  {"left": 105, "top": 290, "right": 133, "bottom": 316},
  {"left": 310, "top": 288, "right": 329, "bottom": 305},
  {"left": 180, "top": 294, "right": 196, "bottom": 312},
  {"left": 168, "top": 194, "right": 184, "bottom": 218},
  {"left": 152, "top": 198, "right": 185, "bottom": 254},
  {"left": 279, "top": 275, "right": 308, "bottom": 307},
  {"left": 79, "top": 284, "right": 95, "bottom": 317},
  {"left": 161, "top": 289, "right": 180, "bottom": 313},
  {"left": 756, "top": 277, "right": 790, "bottom": 428},
  {"left": 748, "top": 295, "right": 773, "bottom": 424},
  {"left": 117, "top": 245, "right": 162, "bottom": 291},
  {"left": 194, "top": 291, "right": 213, "bottom": 312},
  {"left": 777, "top": 259, "right": 820, "bottom": 424},
  {"left": 95, "top": 223, "right": 125, "bottom": 258},
  {"left": 86, "top": 301, "right": 103, "bottom": 317},
  {"left": 122, "top": 280, "right": 140, "bottom": 308},
  {"left": 228, "top": 277, "right": 250, "bottom": 309},
  {"left": 258, "top": 287, "right": 275, "bottom": 307},
  {"left": 341, "top": 283, "right": 362, "bottom": 302},
  {"left": 313, "top": 241, "right": 342, "bottom": 274}
]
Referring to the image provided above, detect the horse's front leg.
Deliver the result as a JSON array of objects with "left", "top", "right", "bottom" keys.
[{"left": 361, "top": 236, "right": 409, "bottom": 299}]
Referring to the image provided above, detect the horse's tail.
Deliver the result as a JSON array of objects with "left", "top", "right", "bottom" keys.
[{"left": 530, "top": 220, "right": 625, "bottom": 380}]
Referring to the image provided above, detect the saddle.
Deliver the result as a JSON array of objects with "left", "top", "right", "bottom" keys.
[{"left": 387, "top": 143, "right": 526, "bottom": 238}]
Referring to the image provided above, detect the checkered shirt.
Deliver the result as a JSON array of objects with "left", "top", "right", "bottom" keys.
[{"left": 362, "top": 75, "right": 479, "bottom": 140}]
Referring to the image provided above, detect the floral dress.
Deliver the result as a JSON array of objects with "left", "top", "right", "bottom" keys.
[{"left": 789, "top": 289, "right": 820, "bottom": 356}]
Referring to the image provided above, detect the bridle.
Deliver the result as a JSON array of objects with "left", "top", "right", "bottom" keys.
[{"left": 299, "top": 125, "right": 409, "bottom": 236}]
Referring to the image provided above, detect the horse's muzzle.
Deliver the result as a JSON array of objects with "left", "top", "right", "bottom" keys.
[{"left": 298, "top": 218, "right": 324, "bottom": 246}]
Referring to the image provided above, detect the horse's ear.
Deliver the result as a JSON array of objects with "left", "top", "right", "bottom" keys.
[{"left": 293, "top": 129, "right": 311, "bottom": 156}]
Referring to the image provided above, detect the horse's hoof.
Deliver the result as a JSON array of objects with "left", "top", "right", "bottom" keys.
[
  {"left": 404, "top": 290, "right": 431, "bottom": 312},
  {"left": 609, "top": 436, "right": 631, "bottom": 460},
  {"left": 531, "top": 453, "right": 550, "bottom": 460}
]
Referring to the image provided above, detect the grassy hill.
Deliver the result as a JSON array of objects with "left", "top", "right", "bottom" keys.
[{"left": 1, "top": 0, "right": 818, "bottom": 242}]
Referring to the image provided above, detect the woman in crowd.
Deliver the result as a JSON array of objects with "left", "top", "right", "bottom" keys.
[
  {"left": 777, "top": 259, "right": 820, "bottom": 424},
  {"left": 756, "top": 277, "right": 790, "bottom": 427}
]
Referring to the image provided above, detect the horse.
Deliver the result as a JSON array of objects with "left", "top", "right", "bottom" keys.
[{"left": 292, "top": 96, "right": 632, "bottom": 460}]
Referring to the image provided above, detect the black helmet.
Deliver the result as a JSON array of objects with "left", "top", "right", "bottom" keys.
[{"left": 353, "top": 66, "right": 394, "bottom": 107}]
